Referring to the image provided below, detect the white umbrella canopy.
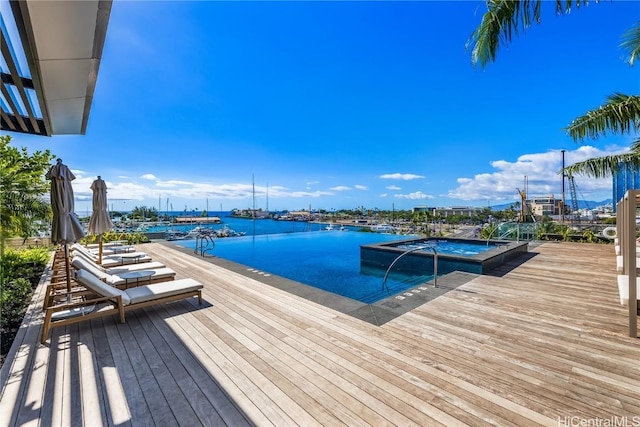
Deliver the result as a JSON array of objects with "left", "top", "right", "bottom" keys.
[
  {"left": 88, "top": 176, "right": 114, "bottom": 263},
  {"left": 46, "top": 159, "right": 85, "bottom": 293}
]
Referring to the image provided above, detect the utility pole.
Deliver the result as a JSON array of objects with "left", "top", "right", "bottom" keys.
[{"left": 561, "top": 149, "right": 566, "bottom": 222}]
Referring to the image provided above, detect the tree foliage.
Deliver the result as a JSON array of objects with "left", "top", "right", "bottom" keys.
[
  {"left": 467, "top": 1, "right": 640, "bottom": 178},
  {"left": 129, "top": 206, "right": 158, "bottom": 221},
  {"left": 0, "top": 135, "right": 54, "bottom": 242}
]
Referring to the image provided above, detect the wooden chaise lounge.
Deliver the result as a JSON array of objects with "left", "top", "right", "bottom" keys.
[
  {"left": 41, "top": 270, "right": 203, "bottom": 344},
  {"left": 70, "top": 257, "right": 176, "bottom": 288},
  {"left": 71, "top": 243, "right": 153, "bottom": 267}
]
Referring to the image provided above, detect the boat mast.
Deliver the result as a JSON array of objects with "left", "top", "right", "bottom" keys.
[
  {"left": 252, "top": 174, "right": 256, "bottom": 217},
  {"left": 252, "top": 174, "right": 256, "bottom": 235}
]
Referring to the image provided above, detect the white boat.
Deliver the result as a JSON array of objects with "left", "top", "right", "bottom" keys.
[
  {"left": 325, "top": 224, "right": 336, "bottom": 231},
  {"left": 215, "top": 225, "right": 246, "bottom": 238},
  {"left": 370, "top": 224, "right": 395, "bottom": 233}
]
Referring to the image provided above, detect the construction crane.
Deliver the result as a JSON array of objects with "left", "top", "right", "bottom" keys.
[
  {"left": 516, "top": 176, "right": 533, "bottom": 223},
  {"left": 517, "top": 187, "right": 527, "bottom": 222},
  {"left": 567, "top": 174, "right": 579, "bottom": 220}
]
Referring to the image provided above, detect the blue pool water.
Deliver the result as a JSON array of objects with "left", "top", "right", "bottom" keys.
[
  {"left": 394, "top": 240, "right": 496, "bottom": 255},
  {"left": 172, "top": 231, "right": 431, "bottom": 304}
]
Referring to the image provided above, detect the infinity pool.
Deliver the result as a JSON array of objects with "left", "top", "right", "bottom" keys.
[{"left": 172, "top": 231, "right": 430, "bottom": 304}]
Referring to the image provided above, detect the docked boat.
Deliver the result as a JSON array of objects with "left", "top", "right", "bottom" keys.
[
  {"left": 215, "top": 225, "right": 246, "bottom": 238},
  {"left": 370, "top": 224, "right": 395, "bottom": 233}
]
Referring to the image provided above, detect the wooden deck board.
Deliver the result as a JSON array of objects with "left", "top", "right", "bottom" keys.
[{"left": 1, "top": 241, "right": 639, "bottom": 426}]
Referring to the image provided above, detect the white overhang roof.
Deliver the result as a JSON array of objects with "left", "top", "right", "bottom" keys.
[{"left": 1, "top": 0, "right": 111, "bottom": 136}]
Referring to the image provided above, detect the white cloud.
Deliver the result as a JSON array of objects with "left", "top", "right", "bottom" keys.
[
  {"left": 379, "top": 193, "right": 388, "bottom": 198},
  {"left": 354, "top": 184, "right": 368, "bottom": 190},
  {"left": 386, "top": 185, "right": 401, "bottom": 190},
  {"left": 140, "top": 174, "right": 157, "bottom": 180},
  {"left": 448, "top": 145, "right": 624, "bottom": 202},
  {"left": 380, "top": 173, "right": 425, "bottom": 180},
  {"left": 76, "top": 176, "right": 336, "bottom": 205},
  {"left": 394, "top": 191, "right": 434, "bottom": 200},
  {"left": 330, "top": 186, "right": 351, "bottom": 191}
]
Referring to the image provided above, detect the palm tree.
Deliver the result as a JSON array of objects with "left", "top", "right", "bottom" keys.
[{"left": 467, "top": 0, "right": 640, "bottom": 178}]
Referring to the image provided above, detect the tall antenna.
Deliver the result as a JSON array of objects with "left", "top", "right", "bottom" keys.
[
  {"left": 561, "top": 149, "right": 566, "bottom": 222},
  {"left": 251, "top": 174, "right": 256, "bottom": 219},
  {"left": 266, "top": 182, "right": 269, "bottom": 212}
]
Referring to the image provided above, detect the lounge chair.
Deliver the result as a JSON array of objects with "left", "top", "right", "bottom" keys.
[
  {"left": 71, "top": 257, "right": 176, "bottom": 288},
  {"left": 71, "top": 243, "right": 153, "bottom": 267},
  {"left": 49, "top": 251, "right": 163, "bottom": 306},
  {"left": 41, "top": 269, "right": 203, "bottom": 344},
  {"left": 80, "top": 244, "right": 136, "bottom": 255},
  {"left": 71, "top": 250, "right": 166, "bottom": 274},
  {"left": 616, "top": 275, "right": 640, "bottom": 310},
  {"left": 616, "top": 255, "right": 640, "bottom": 272}
]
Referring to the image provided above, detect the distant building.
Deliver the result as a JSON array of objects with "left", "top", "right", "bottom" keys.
[
  {"left": 526, "top": 196, "right": 567, "bottom": 217},
  {"left": 175, "top": 216, "right": 221, "bottom": 223},
  {"left": 412, "top": 206, "right": 479, "bottom": 218},
  {"left": 613, "top": 161, "right": 640, "bottom": 212}
]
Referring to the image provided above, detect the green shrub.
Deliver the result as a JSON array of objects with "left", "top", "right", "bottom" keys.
[
  {"left": 80, "top": 231, "right": 149, "bottom": 245},
  {"left": 0, "top": 278, "right": 32, "bottom": 329},
  {"left": 1, "top": 247, "right": 49, "bottom": 284},
  {"left": 0, "top": 248, "right": 49, "bottom": 332}
]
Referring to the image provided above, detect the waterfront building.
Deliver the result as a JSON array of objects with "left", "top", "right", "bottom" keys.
[{"left": 613, "top": 161, "right": 640, "bottom": 212}]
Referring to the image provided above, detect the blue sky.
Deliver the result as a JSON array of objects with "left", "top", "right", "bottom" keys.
[{"left": 7, "top": 0, "right": 639, "bottom": 214}]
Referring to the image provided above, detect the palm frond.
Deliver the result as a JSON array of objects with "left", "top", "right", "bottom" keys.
[
  {"left": 467, "top": 0, "right": 530, "bottom": 68},
  {"left": 467, "top": 0, "right": 583, "bottom": 68},
  {"left": 563, "top": 151, "right": 640, "bottom": 179},
  {"left": 620, "top": 21, "right": 640, "bottom": 66},
  {"left": 565, "top": 93, "right": 640, "bottom": 141}
]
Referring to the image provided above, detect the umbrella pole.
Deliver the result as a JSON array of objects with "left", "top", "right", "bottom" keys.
[
  {"left": 98, "top": 234, "right": 103, "bottom": 264},
  {"left": 64, "top": 243, "right": 72, "bottom": 296}
]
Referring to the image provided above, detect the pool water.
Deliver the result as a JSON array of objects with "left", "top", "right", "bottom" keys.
[
  {"left": 394, "top": 239, "right": 496, "bottom": 255},
  {"left": 173, "top": 231, "right": 431, "bottom": 304}
]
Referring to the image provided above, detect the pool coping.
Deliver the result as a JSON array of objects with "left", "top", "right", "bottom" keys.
[{"left": 156, "top": 239, "right": 480, "bottom": 325}]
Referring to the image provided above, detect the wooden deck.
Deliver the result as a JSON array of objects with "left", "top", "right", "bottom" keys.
[{"left": 1, "top": 241, "right": 639, "bottom": 426}]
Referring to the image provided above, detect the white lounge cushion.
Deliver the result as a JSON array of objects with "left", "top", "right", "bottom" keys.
[
  {"left": 71, "top": 243, "right": 148, "bottom": 262},
  {"left": 71, "top": 251, "right": 165, "bottom": 273},
  {"left": 108, "top": 268, "right": 176, "bottom": 287},
  {"left": 124, "top": 278, "right": 203, "bottom": 305},
  {"left": 615, "top": 256, "right": 640, "bottom": 272},
  {"left": 614, "top": 244, "right": 640, "bottom": 256},
  {"left": 616, "top": 275, "right": 640, "bottom": 306},
  {"left": 72, "top": 257, "right": 110, "bottom": 281},
  {"left": 72, "top": 257, "right": 176, "bottom": 287},
  {"left": 105, "top": 262, "right": 166, "bottom": 274},
  {"left": 76, "top": 270, "right": 131, "bottom": 305},
  {"left": 82, "top": 244, "right": 135, "bottom": 254},
  {"left": 96, "top": 254, "right": 153, "bottom": 268}
]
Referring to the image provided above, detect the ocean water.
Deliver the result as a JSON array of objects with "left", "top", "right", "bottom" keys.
[{"left": 144, "top": 212, "right": 352, "bottom": 236}]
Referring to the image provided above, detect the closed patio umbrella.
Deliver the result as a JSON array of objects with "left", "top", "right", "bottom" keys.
[
  {"left": 88, "top": 176, "right": 113, "bottom": 263},
  {"left": 46, "top": 159, "right": 85, "bottom": 293}
]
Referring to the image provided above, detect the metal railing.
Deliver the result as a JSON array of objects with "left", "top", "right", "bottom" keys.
[
  {"left": 382, "top": 245, "right": 438, "bottom": 295},
  {"left": 194, "top": 234, "right": 215, "bottom": 257}
]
